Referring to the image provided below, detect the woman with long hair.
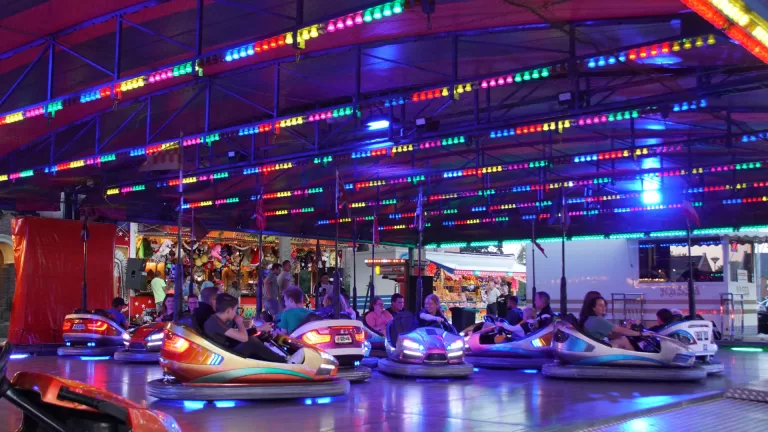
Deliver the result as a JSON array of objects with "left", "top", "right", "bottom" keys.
[
  {"left": 365, "top": 296, "right": 393, "bottom": 334},
  {"left": 155, "top": 294, "right": 175, "bottom": 322},
  {"left": 418, "top": 294, "right": 447, "bottom": 327},
  {"left": 579, "top": 296, "right": 643, "bottom": 351},
  {"left": 578, "top": 291, "right": 603, "bottom": 325}
]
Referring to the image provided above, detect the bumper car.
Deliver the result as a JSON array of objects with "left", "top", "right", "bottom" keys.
[
  {"left": 147, "top": 316, "right": 350, "bottom": 400},
  {"left": 462, "top": 316, "right": 554, "bottom": 369},
  {"left": 290, "top": 313, "right": 372, "bottom": 382},
  {"left": 542, "top": 321, "right": 707, "bottom": 381},
  {"left": 1, "top": 342, "right": 180, "bottom": 431},
  {"left": 114, "top": 322, "right": 166, "bottom": 363},
  {"left": 378, "top": 312, "right": 473, "bottom": 378},
  {"left": 655, "top": 320, "right": 723, "bottom": 375},
  {"left": 57, "top": 312, "right": 126, "bottom": 357}
]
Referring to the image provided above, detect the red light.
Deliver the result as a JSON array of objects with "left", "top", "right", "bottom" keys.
[
  {"left": 345, "top": 15, "right": 354, "bottom": 27},
  {"left": 426, "top": 91, "right": 434, "bottom": 99},
  {"left": 278, "top": 35, "right": 285, "bottom": 46},
  {"left": 327, "top": 20, "right": 336, "bottom": 32},
  {"left": 336, "top": 18, "right": 345, "bottom": 30},
  {"left": 661, "top": 42, "right": 670, "bottom": 53},
  {"left": 650, "top": 45, "right": 658, "bottom": 56},
  {"left": 628, "top": 50, "right": 637, "bottom": 60},
  {"left": 419, "top": 92, "right": 426, "bottom": 101},
  {"left": 355, "top": 12, "right": 363, "bottom": 24},
  {"left": 411, "top": 94, "right": 419, "bottom": 102},
  {"left": 270, "top": 38, "right": 277, "bottom": 48},
  {"left": 262, "top": 41, "right": 269, "bottom": 50}
]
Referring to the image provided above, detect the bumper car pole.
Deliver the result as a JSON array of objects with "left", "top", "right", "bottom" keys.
[
  {"left": 686, "top": 221, "right": 696, "bottom": 318},
  {"left": 81, "top": 214, "right": 89, "bottom": 311},
  {"left": 174, "top": 134, "right": 184, "bottom": 320}
]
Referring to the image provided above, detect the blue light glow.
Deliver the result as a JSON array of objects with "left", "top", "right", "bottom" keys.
[
  {"left": 641, "top": 191, "right": 662, "bottom": 205},
  {"left": 473, "top": 368, "right": 480, "bottom": 372},
  {"left": 213, "top": 400, "right": 237, "bottom": 408},
  {"left": 315, "top": 397, "right": 332, "bottom": 404},
  {"left": 183, "top": 401, "right": 206, "bottom": 410},
  {"left": 627, "top": 418, "right": 649, "bottom": 432},
  {"left": 521, "top": 369, "right": 539, "bottom": 374},
  {"left": 10, "top": 354, "right": 30, "bottom": 360},
  {"left": 79, "top": 356, "right": 111, "bottom": 361},
  {"left": 367, "top": 120, "right": 390, "bottom": 130},
  {"left": 641, "top": 157, "right": 661, "bottom": 170}
]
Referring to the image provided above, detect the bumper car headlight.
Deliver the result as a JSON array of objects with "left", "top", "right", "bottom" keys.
[
  {"left": 448, "top": 339, "right": 464, "bottom": 351},
  {"left": 148, "top": 332, "right": 164, "bottom": 341},
  {"left": 403, "top": 339, "right": 424, "bottom": 351},
  {"left": 320, "top": 351, "right": 335, "bottom": 361},
  {"left": 122, "top": 333, "right": 131, "bottom": 341}
]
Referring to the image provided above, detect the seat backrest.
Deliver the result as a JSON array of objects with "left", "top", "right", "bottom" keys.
[
  {"left": 296, "top": 312, "right": 325, "bottom": 329},
  {"left": 385, "top": 311, "right": 419, "bottom": 346}
]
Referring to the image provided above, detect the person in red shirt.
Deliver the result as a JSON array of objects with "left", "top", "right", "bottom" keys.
[{"left": 365, "top": 296, "right": 393, "bottom": 334}]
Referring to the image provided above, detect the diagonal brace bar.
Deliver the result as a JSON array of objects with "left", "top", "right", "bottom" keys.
[
  {"left": 0, "top": 44, "right": 49, "bottom": 109},
  {"left": 213, "top": 0, "right": 296, "bottom": 21},
  {"left": 148, "top": 86, "right": 205, "bottom": 142},
  {"left": 362, "top": 53, "right": 452, "bottom": 78},
  {"left": 99, "top": 102, "right": 147, "bottom": 152},
  {"left": 213, "top": 83, "right": 274, "bottom": 116},
  {"left": 122, "top": 17, "right": 196, "bottom": 52},
  {"left": 51, "top": 40, "right": 112, "bottom": 76}
]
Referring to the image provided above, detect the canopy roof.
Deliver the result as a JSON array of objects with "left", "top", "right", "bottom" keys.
[
  {"left": 1, "top": 1, "right": 768, "bottom": 246},
  {"left": 426, "top": 251, "right": 525, "bottom": 276}
]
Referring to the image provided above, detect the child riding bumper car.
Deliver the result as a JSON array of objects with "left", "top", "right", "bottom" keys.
[
  {"left": 377, "top": 312, "right": 473, "bottom": 378},
  {"left": 57, "top": 311, "right": 126, "bottom": 357},
  {"left": 114, "top": 322, "right": 165, "bottom": 363},
  {"left": 146, "top": 317, "right": 350, "bottom": 400},
  {"left": 1, "top": 342, "right": 180, "bottom": 431},
  {"left": 542, "top": 321, "right": 708, "bottom": 381}
]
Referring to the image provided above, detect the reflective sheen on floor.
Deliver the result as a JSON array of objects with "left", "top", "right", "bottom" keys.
[{"left": 2, "top": 351, "right": 767, "bottom": 432}]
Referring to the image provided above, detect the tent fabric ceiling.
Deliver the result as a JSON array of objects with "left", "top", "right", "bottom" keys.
[{"left": 0, "top": 0, "right": 767, "bottom": 246}]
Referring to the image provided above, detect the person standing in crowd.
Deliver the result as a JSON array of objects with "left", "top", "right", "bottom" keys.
[
  {"left": 149, "top": 271, "right": 167, "bottom": 315},
  {"left": 278, "top": 260, "right": 292, "bottom": 311},
  {"left": 486, "top": 283, "right": 501, "bottom": 316},
  {"left": 264, "top": 263, "right": 281, "bottom": 316},
  {"left": 106, "top": 297, "right": 127, "bottom": 329},
  {"left": 387, "top": 293, "right": 405, "bottom": 316}
]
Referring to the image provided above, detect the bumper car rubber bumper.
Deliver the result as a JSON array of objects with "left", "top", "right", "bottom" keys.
[
  {"left": 699, "top": 361, "right": 724, "bottom": 375},
  {"left": 146, "top": 378, "right": 350, "bottom": 400},
  {"left": 466, "top": 356, "right": 551, "bottom": 370},
  {"left": 336, "top": 366, "right": 372, "bottom": 382},
  {"left": 361, "top": 357, "right": 379, "bottom": 369},
  {"left": 56, "top": 346, "right": 123, "bottom": 356},
  {"left": 377, "top": 358, "right": 473, "bottom": 378},
  {"left": 113, "top": 350, "right": 160, "bottom": 363},
  {"left": 541, "top": 363, "right": 708, "bottom": 381}
]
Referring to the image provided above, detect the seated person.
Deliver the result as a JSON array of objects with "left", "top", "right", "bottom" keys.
[
  {"left": 194, "top": 286, "right": 218, "bottom": 330},
  {"left": 504, "top": 295, "right": 523, "bottom": 326},
  {"left": 578, "top": 296, "right": 644, "bottom": 350},
  {"left": 259, "top": 310, "right": 274, "bottom": 323},
  {"left": 186, "top": 294, "right": 199, "bottom": 314},
  {"left": 106, "top": 297, "right": 128, "bottom": 329},
  {"left": 365, "top": 296, "right": 393, "bottom": 334},
  {"left": 534, "top": 291, "right": 554, "bottom": 327},
  {"left": 495, "top": 306, "right": 538, "bottom": 339},
  {"left": 316, "top": 291, "right": 356, "bottom": 318},
  {"left": 648, "top": 308, "right": 681, "bottom": 331},
  {"left": 204, "top": 293, "right": 297, "bottom": 363},
  {"left": 276, "top": 287, "right": 313, "bottom": 335},
  {"left": 387, "top": 293, "right": 405, "bottom": 317},
  {"left": 418, "top": 294, "right": 448, "bottom": 328},
  {"left": 155, "top": 295, "right": 175, "bottom": 322}
]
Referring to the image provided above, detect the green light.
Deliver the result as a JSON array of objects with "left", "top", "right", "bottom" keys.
[
  {"left": 185, "top": 62, "right": 193, "bottom": 74},
  {"left": 649, "top": 230, "right": 686, "bottom": 237},
  {"left": 363, "top": 9, "right": 373, "bottom": 22},
  {"left": 731, "top": 347, "right": 764, "bottom": 352},
  {"left": 541, "top": 67, "right": 550, "bottom": 78},
  {"left": 523, "top": 71, "right": 531, "bottom": 81},
  {"left": 616, "top": 112, "right": 624, "bottom": 121},
  {"left": 514, "top": 73, "right": 522, "bottom": 83},
  {"left": 345, "top": 106, "right": 353, "bottom": 115},
  {"left": 571, "top": 235, "right": 605, "bottom": 241},
  {"left": 470, "top": 241, "right": 499, "bottom": 247},
  {"left": 608, "top": 113, "right": 615, "bottom": 121},
  {"left": 425, "top": 243, "right": 439, "bottom": 249},
  {"left": 740, "top": 225, "right": 768, "bottom": 232},
  {"left": 373, "top": 6, "right": 382, "bottom": 19},
  {"left": 172, "top": 66, "right": 179, "bottom": 77},
  {"left": 393, "top": 1, "right": 403, "bottom": 13},
  {"left": 693, "top": 227, "right": 733, "bottom": 235},
  {"left": 383, "top": 3, "right": 392, "bottom": 16},
  {"left": 532, "top": 69, "right": 540, "bottom": 79},
  {"left": 631, "top": 110, "right": 639, "bottom": 119},
  {"left": 609, "top": 232, "right": 646, "bottom": 239}
]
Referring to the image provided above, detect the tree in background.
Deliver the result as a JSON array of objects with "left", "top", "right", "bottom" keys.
[{"left": 516, "top": 244, "right": 526, "bottom": 265}]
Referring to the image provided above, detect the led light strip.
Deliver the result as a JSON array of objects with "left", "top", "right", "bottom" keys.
[
  {"left": 585, "top": 34, "right": 716, "bottom": 68},
  {"left": 683, "top": 0, "right": 768, "bottom": 63}
]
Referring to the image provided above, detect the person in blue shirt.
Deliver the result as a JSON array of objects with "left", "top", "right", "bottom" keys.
[{"left": 106, "top": 297, "right": 128, "bottom": 329}]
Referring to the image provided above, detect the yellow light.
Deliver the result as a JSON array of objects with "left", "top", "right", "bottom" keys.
[
  {"left": 310, "top": 26, "right": 319, "bottom": 38},
  {"left": 375, "top": 266, "right": 381, "bottom": 275},
  {"left": 695, "top": 36, "right": 704, "bottom": 47},
  {"left": 285, "top": 32, "right": 294, "bottom": 44},
  {"left": 302, "top": 330, "right": 331, "bottom": 345},
  {"left": 707, "top": 34, "right": 716, "bottom": 45},
  {"left": 455, "top": 85, "right": 464, "bottom": 94},
  {"left": 464, "top": 83, "right": 472, "bottom": 92},
  {"left": 301, "top": 28, "right": 310, "bottom": 40},
  {"left": 683, "top": 39, "right": 692, "bottom": 49},
  {"left": 441, "top": 87, "right": 448, "bottom": 97},
  {"left": 672, "top": 41, "right": 681, "bottom": 51}
]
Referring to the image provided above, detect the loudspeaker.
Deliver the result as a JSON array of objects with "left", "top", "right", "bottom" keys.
[
  {"left": 406, "top": 276, "right": 433, "bottom": 313},
  {"left": 125, "top": 258, "right": 146, "bottom": 294}
]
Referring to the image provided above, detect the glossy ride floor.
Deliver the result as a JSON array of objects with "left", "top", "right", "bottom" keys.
[{"left": 2, "top": 350, "right": 767, "bottom": 432}]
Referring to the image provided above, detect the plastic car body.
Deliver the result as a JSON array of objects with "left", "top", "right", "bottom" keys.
[
  {"left": 461, "top": 316, "right": 556, "bottom": 368},
  {"left": 290, "top": 316, "right": 371, "bottom": 382},
  {"left": 114, "top": 322, "right": 166, "bottom": 362},
  {"left": 1, "top": 342, "right": 180, "bottom": 431},
  {"left": 57, "top": 313, "right": 126, "bottom": 357}
]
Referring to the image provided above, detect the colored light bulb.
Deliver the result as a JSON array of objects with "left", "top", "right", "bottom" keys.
[
  {"left": 310, "top": 26, "right": 318, "bottom": 38},
  {"left": 393, "top": 1, "right": 403, "bottom": 13},
  {"left": 628, "top": 50, "right": 637, "bottom": 60},
  {"left": 695, "top": 36, "right": 704, "bottom": 47},
  {"left": 707, "top": 34, "right": 716, "bottom": 45},
  {"left": 672, "top": 41, "right": 681, "bottom": 52},
  {"left": 618, "top": 52, "right": 626, "bottom": 62},
  {"left": 650, "top": 45, "right": 658, "bottom": 56},
  {"left": 345, "top": 15, "right": 354, "bottom": 27},
  {"left": 532, "top": 69, "right": 540, "bottom": 79},
  {"left": 505, "top": 74, "right": 513, "bottom": 84},
  {"left": 373, "top": 7, "right": 382, "bottom": 19},
  {"left": 489, "top": 79, "right": 496, "bottom": 87},
  {"left": 661, "top": 42, "right": 670, "bottom": 53},
  {"left": 683, "top": 39, "right": 692, "bottom": 49},
  {"left": 285, "top": 32, "right": 294, "bottom": 44},
  {"left": 481, "top": 80, "right": 488, "bottom": 88},
  {"left": 247, "top": 45, "right": 255, "bottom": 55},
  {"left": 364, "top": 9, "right": 373, "bottom": 22},
  {"left": 456, "top": 85, "right": 464, "bottom": 94},
  {"left": 597, "top": 57, "right": 606, "bottom": 67},
  {"left": 383, "top": 3, "right": 392, "bottom": 16},
  {"left": 186, "top": 63, "right": 193, "bottom": 73},
  {"left": 639, "top": 48, "right": 647, "bottom": 58},
  {"left": 587, "top": 58, "right": 596, "bottom": 68},
  {"left": 239, "top": 47, "right": 247, "bottom": 57},
  {"left": 327, "top": 20, "right": 336, "bottom": 32},
  {"left": 464, "top": 83, "right": 471, "bottom": 91},
  {"left": 514, "top": 73, "right": 522, "bottom": 82},
  {"left": 607, "top": 56, "right": 616, "bottom": 65},
  {"left": 441, "top": 87, "right": 448, "bottom": 96},
  {"left": 523, "top": 71, "right": 531, "bottom": 80},
  {"left": 301, "top": 29, "right": 310, "bottom": 40},
  {"left": 497, "top": 77, "right": 505, "bottom": 85},
  {"left": 541, "top": 67, "right": 549, "bottom": 77}
]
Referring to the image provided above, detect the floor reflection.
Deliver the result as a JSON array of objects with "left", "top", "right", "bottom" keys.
[{"left": 2, "top": 350, "right": 767, "bottom": 432}]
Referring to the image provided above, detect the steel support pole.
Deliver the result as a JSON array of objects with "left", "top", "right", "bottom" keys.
[
  {"left": 174, "top": 134, "right": 185, "bottom": 320},
  {"left": 687, "top": 223, "right": 696, "bottom": 317},
  {"left": 114, "top": 17, "right": 122, "bottom": 80},
  {"left": 47, "top": 43, "right": 54, "bottom": 101},
  {"left": 196, "top": 0, "right": 204, "bottom": 55}
]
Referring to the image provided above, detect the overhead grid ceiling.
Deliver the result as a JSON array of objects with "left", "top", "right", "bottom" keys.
[{"left": 1, "top": 0, "right": 768, "bottom": 246}]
